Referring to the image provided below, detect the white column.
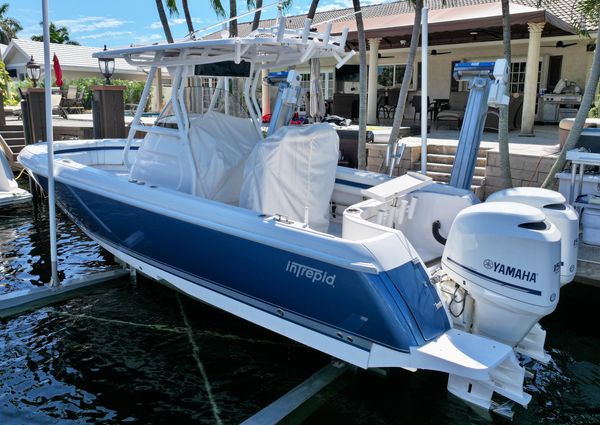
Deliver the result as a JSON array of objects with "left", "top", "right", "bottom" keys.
[
  {"left": 261, "top": 68, "right": 270, "bottom": 115},
  {"left": 520, "top": 22, "right": 545, "bottom": 136},
  {"left": 367, "top": 38, "right": 381, "bottom": 125}
]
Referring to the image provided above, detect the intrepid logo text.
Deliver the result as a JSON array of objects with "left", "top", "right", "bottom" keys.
[
  {"left": 484, "top": 259, "right": 537, "bottom": 283},
  {"left": 286, "top": 261, "right": 336, "bottom": 287}
]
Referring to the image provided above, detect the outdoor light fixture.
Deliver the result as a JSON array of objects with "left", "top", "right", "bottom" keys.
[
  {"left": 26, "top": 55, "right": 41, "bottom": 87},
  {"left": 98, "top": 45, "right": 115, "bottom": 85}
]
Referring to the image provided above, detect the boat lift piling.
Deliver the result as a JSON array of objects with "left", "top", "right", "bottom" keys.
[
  {"left": 0, "top": 0, "right": 128, "bottom": 319},
  {"left": 242, "top": 362, "right": 350, "bottom": 424}
]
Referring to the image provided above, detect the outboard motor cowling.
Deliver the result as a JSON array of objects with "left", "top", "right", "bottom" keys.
[
  {"left": 441, "top": 202, "right": 561, "bottom": 347},
  {"left": 486, "top": 187, "right": 578, "bottom": 285}
]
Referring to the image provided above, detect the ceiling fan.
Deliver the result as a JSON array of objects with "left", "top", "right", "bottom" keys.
[
  {"left": 469, "top": 29, "right": 502, "bottom": 40},
  {"left": 431, "top": 49, "right": 452, "bottom": 56},
  {"left": 556, "top": 40, "right": 577, "bottom": 48},
  {"left": 543, "top": 40, "right": 577, "bottom": 48}
]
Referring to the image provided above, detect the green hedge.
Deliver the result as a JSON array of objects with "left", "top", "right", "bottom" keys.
[{"left": 65, "top": 78, "right": 147, "bottom": 110}]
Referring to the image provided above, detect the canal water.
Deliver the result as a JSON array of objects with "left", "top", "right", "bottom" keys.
[{"left": 1, "top": 183, "right": 599, "bottom": 424}]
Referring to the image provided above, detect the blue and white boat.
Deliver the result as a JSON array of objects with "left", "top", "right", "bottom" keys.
[{"left": 19, "top": 19, "right": 578, "bottom": 412}]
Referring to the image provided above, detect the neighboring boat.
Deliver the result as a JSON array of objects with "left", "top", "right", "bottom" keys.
[
  {"left": 0, "top": 149, "right": 31, "bottom": 207},
  {"left": 19, "top": 19, "right": 577, "bottom": 413}
]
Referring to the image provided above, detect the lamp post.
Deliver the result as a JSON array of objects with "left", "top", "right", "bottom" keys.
[
  {"left": 98, "top": 45, "right": 115, "bottom": 85},
  {"left": 26, "top": 55, "right": 41, "bottom": 87}
]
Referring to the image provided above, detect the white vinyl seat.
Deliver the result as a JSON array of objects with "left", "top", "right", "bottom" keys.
[{"left": 240, "top": 123, "right": 340, "bottom": 232}]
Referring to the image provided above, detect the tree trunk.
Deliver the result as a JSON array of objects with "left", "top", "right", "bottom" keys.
[
  {"left": 498, "top": 0, "right": 513, "bottom": 189},
  {"left": 543, "top": 11, "right": 600, "bottom": 189},
  {"left": 182, "top": 0, "right": 195, "bottom": 37},
  {"left": 353, "top": 0, "right": 368, "bottom": 170},
  {"left": 229, "top": 0, "right": 238, "bottom": 37},
  {"left": 386, "top": 0, "right": 422, "bottom": 171},
  {"left": 252, "top": 0, "right": 263, "bottom": 31},
  {"left": 307, "top": 0, "right": 319, "bottom": 20},
  {"left": 155, "top": 0, "right": 174, "bottom": 43}
]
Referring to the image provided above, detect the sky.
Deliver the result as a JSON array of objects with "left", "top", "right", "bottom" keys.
[{"left": 7, "top": 0, "right": 390, "bottom": 48}]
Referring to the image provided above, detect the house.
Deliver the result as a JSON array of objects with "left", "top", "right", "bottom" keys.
[
  {"left": 2, "top": 39, "right": 146, "bottom": 83},
  {"left": 221, "top": 0, "right": 595, "bottom": 135}
]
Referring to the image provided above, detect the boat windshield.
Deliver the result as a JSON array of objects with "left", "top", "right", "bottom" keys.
[{"left": 155, "top": 76, "right": 251, "bottom": 128}]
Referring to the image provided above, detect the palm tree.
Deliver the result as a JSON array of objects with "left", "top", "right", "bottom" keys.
[
  {"left": 543, "top": 1, "right": 600, "bottom": 188},
  {"left": 155, "top": 0, "right": 174, "bottom": 43},
  {"left": 182, "top": 0, "right": 195, "bottom": 37},
  {"left": 31, "top": 22, "right": 79, "bottom": 45},
  {"left": 353, "top": 0, "right": 368, "bottom": 170},
  {"left": 230, "top": 0, "right": 238, "bottom": 37},
  {"left": 250, "top": 0, "right": 263, "bottom": 31},
  {"left": 386, "top": 0, "right": 422, "bottom": 169},
  {"left": 497, "top": 0, "right": 513, "bottom": 189},
  {"left": 0, "top": 3, "right": 21, "bottom": 44}
]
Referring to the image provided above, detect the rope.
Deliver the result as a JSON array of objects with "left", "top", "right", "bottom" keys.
[
  {"left": 15, "top": 167, "right": 27, "bottom": 180},
  {"left": 177, "top": 293, "right": 223, "bottom": 425}
]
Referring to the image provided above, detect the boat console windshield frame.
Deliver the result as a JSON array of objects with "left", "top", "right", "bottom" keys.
[{"left": 93, "top": 22, "right": 355, "bottom": 176}]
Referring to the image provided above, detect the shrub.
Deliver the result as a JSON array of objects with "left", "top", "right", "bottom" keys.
[{"left": 63, "top": 78, "right": 148, "bottom": 110}]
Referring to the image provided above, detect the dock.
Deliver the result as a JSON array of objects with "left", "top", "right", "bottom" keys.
[{"left": 577, "top": 242, "right": 600, "bottom": 288}]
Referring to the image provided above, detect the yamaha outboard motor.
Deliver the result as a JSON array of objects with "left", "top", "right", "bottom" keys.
[
  {"left": 441, "top": 202, "right": 561, "bottom": 349},
  {"left": 486, "top": 187, "right": 578, "bottom": 286}
]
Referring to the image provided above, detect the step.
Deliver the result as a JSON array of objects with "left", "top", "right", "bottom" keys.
[
  {"left": 9, "top": 145, "right": 25, "bottom": 154},
  {"left": 0, "top": 126, "right": 24, "bottom": 133},
  {"left": 427, "top": 144, "right": 490, "bottom": 158},
  {"left": 3, "top": 137, "right": 25, "bottom": 146},
  {"left": 1, "top": 130, "right": 25, "bottom": 138},
  {"left": 426, "top": 171, "right": 485, "bottom": 186},
  {"left": 426, "top": 163, "right": 486, "bottom": 176},
  {"left": 427, "top": 153, "right": 486, "bottom": 167}
]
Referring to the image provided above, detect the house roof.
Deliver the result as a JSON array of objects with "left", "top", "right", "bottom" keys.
[
  {"left": 318, "top": 2, "right": 575, "bottom": 42},
  {"left": 2, "top": 39, "right": 144, "bottom": 75},
  {"left": 205, "top": 0, "right": 587, "bottom": 44}
]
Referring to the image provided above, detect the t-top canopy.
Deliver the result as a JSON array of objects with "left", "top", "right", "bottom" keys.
[{"left": 93, "top": 25, "right": 354, "bottom": 70}]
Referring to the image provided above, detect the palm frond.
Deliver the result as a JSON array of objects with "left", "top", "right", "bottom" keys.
[
  {"left": 165, "top": 0, "right": 180, "bottom": 17},
  {"left": 210, "top": 0, "right": 226, "bottom": 17}
]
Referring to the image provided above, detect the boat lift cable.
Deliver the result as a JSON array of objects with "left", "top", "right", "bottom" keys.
[
  {"left": 42, "top": 0, "right": 59, "bottom": 287},
  {"left": 176, "top": 293, "right": 223, "bottom": 425}
]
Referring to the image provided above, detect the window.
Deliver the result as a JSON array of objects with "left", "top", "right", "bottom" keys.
[
  {"left": 510, "top": 61, "right": 542, "bottom": 93},
  {"left": 377, "top": 64, "right": 415, "bottom": 90},
  {"left": 299, "top": 71, "right": 334, "bottom": 100},
  {"left": 377, "top": 64, "right": 411, "bottom": 89},
  {"left": 450, "top": 61, "right": 460, "bottom": 92}
]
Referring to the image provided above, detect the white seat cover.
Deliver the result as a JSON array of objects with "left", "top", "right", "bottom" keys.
[
  {"left": 190, "top": 111, "right": 260, "bottom": 203},
  {"left": 240, "top": 123, "right": 339, "bottom": 232}
]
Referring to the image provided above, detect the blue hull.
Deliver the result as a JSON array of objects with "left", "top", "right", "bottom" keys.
[{"left": 36, "top": 175, "right": 449, "bottom": 354}]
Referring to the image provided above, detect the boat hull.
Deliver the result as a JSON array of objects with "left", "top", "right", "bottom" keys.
[{"left": 31, "top": 172, "right": 450, "bottom": 364}]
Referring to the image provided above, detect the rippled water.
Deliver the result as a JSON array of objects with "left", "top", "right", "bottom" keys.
[{"left": 1, "top": 180, "right": 599, "bottom": 424}]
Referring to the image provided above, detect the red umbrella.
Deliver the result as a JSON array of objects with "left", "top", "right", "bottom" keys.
[{"left": 53, "top": 53, "right": 63, "bottom": 87}]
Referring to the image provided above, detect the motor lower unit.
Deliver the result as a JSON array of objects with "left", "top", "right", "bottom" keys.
[
  {"left": 486, "top": 187, "right": 578, "bottom": 285},
  {"left": 440, "top": 202, "right": 561, "bottom": 348}
]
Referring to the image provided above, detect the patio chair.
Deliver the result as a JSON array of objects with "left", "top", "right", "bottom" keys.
[
  {"left": 62, "top": 86, "right": 85, "bottom": 114},
  {"left": 410, "top": 95, "right": 436, "bottom": 121},
  {"left": 377, "top": 94, "right": 395, "bottom": 121},
  {"left": 51, "top": 94, "right": 68, "bottom": 119},
  {"left": 435, "top": 91, "right": 469, "bottom": 129},
  {"left": 63, "top": 86, "right": 77, "bottom": 106}
]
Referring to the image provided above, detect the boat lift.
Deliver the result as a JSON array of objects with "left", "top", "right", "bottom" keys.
[{"left": 449, "top": 60, "right": 510, "bottom": 190}]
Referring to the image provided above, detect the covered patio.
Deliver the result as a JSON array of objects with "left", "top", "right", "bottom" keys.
[{"left": 311, "top": 0, "right": 585, "bottom": 137}]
